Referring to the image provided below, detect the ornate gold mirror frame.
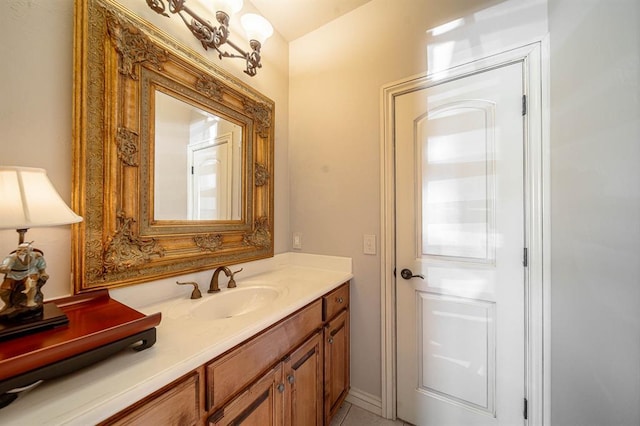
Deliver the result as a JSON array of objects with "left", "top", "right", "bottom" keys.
[{"left": 72, "top": 0, "right": 274, "bottom": 292}]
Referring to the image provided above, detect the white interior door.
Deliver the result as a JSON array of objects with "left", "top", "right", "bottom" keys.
[
  {"left": 395, "top": 62, "right": 526, "bottom": 425},
  {"left": 188, "top": 134, "right": 232, "bottom": 220}
]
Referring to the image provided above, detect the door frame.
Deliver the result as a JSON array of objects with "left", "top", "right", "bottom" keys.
[{"left": 379, "top": 41, "right": 550, "bottom": 425}]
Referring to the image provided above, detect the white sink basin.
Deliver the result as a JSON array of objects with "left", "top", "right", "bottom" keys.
[{"left": 189, "top": 286, "right": 284, "bottom": 320}]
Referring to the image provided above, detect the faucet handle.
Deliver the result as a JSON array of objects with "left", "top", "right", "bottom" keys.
[
  {"left": 227, "top": 268, "right": 243, "bottom": 288},
  {"left": 176, "top": 281, "right": 202, "bottom": 299}
]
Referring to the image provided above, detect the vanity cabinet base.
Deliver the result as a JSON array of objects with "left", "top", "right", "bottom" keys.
[{"left": 105, "top": 282, "right": 350, "bottom": 426}]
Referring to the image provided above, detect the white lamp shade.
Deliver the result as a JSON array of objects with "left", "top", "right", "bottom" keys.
[
  {"left": 211, "top": 0, "right": 243, "bottom": 16},
  {"left": 0, "top": 166, "right": 82, "bottom": 230},
  {"left": 241, "top": 13, "right": 274, "bottom": 45}
]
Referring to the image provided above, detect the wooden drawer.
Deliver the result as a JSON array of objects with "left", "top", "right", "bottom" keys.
[
  {"left": 323, "top": 282, "right": 349, "bottom": 321},
  {"left": 101, "top": 371, "right": 200, "bottom": 426},
  {"left": 206, "top": 299, "right": 322, "bottom": 411}
]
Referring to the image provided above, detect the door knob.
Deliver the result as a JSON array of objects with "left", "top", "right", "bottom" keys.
[{"left": 400, "top": 268, "right": 424, "bottom": 280}]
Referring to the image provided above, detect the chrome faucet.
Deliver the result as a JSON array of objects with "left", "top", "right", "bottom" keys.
[{"left": 208, "top": 266, "right": 244, "bottom": 293}]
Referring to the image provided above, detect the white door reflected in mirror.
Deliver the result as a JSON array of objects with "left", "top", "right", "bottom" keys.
[{"left": 154, "top": 90, "right": 242, "bottom": 221}]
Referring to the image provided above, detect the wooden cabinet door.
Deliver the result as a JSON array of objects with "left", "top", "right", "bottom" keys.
[
  {"left": 284, "top": 332, "right": 323, "bottom": 426},
  {"left": 324, "top": 309, "right": 350, "bottom": 423},
  {"left": 208, "top": 364, "right": 284, "bottom": 426}
]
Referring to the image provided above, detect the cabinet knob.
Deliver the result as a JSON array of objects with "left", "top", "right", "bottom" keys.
[
  {"left": 336, "top": 297, "right": 344, "bottom": 304},
  {"left": 287, "top": 374, "right": 295, "bottom": 384},
  {"left": 277, "top": 383, "right": 285, "bottom": 393},
  {"left": 328, "top": 337, "right": 334, "bottom": 344}
]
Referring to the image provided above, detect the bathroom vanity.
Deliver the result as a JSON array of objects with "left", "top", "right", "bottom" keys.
[
  {"left": 104, "top": 282, "right": 349, "bottom": 425},
  {"left": 0, "top": 253, "right": 352, "bottom": 425}
]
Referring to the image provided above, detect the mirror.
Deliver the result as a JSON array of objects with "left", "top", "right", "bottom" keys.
[
  {"left": 154, "top": 90, "right": 243, "bottom": 221},
  {"left": 72, "top": 0, "right": 274, "bottom": 291}
]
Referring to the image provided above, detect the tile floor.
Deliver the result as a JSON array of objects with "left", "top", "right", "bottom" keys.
[{"left": 330, "top": 402, "right": 413, "bottom": 426}]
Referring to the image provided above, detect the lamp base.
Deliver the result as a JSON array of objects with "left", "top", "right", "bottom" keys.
[{"left": 0, "top": 303, "right": 68, "bottom": 341}]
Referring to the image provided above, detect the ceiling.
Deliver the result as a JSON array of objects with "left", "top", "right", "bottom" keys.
[{"left": 248, "top": 0, "right": 373, "bottom": 42}]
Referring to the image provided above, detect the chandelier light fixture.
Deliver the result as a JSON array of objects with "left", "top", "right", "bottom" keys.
[{"left": 146, "top": 0, "right": 274, "bottom": 76}]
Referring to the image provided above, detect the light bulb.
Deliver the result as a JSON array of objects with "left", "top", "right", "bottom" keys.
[
  {"left": 211, "top": 0, "right": 243, "bottom": 16},
  {"left": 241, "top": 13, "right": 273, "bottom": 45}
]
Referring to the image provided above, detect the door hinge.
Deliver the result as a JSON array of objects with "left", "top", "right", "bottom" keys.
[
  {"left": 523, "top": 397, "right": 528, "bottom": 420},
  {"left": 191, "top": 166, "right": 194, "bottom": 174},
  {"left": 522, "top": 95, "right": 527, "bottom": 116},
  {"left": 523, "top": 248, "right": 528, "bottom": 267}
]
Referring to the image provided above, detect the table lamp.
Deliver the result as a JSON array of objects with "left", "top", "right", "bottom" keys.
[{"left": 0, "top": 166, "right": 82, "bottom": 339}]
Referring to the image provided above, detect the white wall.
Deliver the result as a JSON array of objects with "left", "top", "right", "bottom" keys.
[
  {"left": 0, "top": 1, "right": 77, "bottom": 299},
  {"left": 154, "top": 93, "right": 191, "bottom": 220},
  {"left": 0, "top": 0, "right": 290, "bottom": 299},
  {"left": 289, "top": 0, "right": 547, "bottom": 403},
  {"left": 549, "top": 0, "right": 640, "bottom": 424}
]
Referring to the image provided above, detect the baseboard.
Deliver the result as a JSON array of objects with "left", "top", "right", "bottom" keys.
[{"left": 345, "top": 387, "right": 383, "bottom": 417}]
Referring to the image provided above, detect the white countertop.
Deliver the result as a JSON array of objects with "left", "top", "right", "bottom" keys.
[{"left": 1, "top": 253, "right": 352, "bottom": 425}]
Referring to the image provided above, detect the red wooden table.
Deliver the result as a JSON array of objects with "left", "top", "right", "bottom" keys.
[{"left": 0, "top": 290, "right": 161, "bottom": 408}]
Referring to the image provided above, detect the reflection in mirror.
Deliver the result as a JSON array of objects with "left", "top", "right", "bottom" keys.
[{"left": 154, "top": 91, "right": 243, "bottom": 221}]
